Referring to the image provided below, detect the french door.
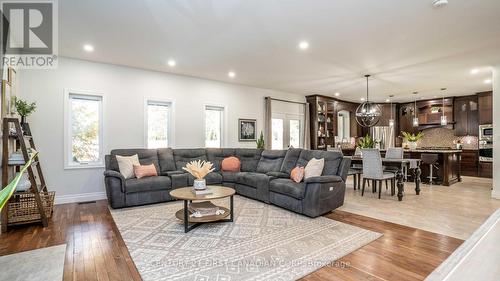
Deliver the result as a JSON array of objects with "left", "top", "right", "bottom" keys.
[{"left": 271, "top": 113, "right": 303, "bottom": 149}]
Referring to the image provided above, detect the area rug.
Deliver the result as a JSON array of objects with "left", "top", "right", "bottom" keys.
[
  {"left": 0, "top": 244, "right": 66, "bottom": 281},
  {"left": 110, "top": 195, "right": 381, "bottom": 281}
]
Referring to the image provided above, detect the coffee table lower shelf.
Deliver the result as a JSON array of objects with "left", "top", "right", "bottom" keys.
[{"left": 175, "top": 201, "right": 233, "bottom": 233}]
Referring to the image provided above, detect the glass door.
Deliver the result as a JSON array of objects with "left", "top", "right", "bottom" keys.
[{"left": 272, "top": 113, "right": 303, "bottom": 149}]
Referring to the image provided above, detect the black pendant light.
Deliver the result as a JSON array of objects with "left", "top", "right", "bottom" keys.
[{"left": 355, "top": 75, "right": 381, "bottom": 127}]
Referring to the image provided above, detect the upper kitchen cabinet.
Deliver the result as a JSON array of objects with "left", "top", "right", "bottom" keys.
[
  {"left": 416, "top": 98, "right": 454, "bottom": 129},
  {"left": 478, "top": 91, "right": 493, "bottom": 125},
  {"left": 398, "top": 102, "right": 418, "bottom": 134},
  {"left": 454, "top": 95, "right": 478, "bottom": 136}
]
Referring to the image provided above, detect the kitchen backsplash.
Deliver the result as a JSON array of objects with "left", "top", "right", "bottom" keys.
[{"left": 412, "top": 128, "right": 478, "bottom": 150}]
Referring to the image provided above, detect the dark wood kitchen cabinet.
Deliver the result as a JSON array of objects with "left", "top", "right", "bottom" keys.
[
  {"left": 478, "top": 91, "right": 492, "bottom": 125},
  {"left": 454, "top": 95, "right": 478, "bottom": 136},
  {"left": 479, "top": 162, "right": 492, "bottom": 178},
  {"left": 460, "top": 149, "right": 478, "bottom": 177},
  {"left": 398, "top": 102, "right": 418, "bottom": 135}
]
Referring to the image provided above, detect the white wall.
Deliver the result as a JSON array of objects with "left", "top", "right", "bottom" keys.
[
  {"left": 19, "top": 57, "right": 305, "bottom": 203},
  {"left": 492, "top": 66, "right": 500, "bottom": 199}
]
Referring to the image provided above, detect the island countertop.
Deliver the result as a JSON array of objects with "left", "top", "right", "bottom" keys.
[{"left": 379, "top": 148, "right": 462, "bottom": 153}]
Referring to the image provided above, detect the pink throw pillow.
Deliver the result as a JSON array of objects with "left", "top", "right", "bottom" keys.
[
  {"left": 290, "top": 166, "right": 305, "bottom": 183},
  {"left": 221, "top": 156, "right": 241, "bottom": 172},
  {"left": 133, "top": 164, "right": 158, "bottom": 179}
]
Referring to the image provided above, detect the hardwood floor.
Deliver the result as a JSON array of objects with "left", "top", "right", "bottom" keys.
[{"left": 0, "top": 200, "right": 463, "bottom": 281}]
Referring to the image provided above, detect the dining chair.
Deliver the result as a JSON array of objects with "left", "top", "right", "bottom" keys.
[{"left": 361, "top": 149, "right": 396, "bottom": 199}]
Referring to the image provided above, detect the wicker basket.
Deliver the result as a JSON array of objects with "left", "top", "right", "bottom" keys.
[{"left": 7, "top": 191, "right": 55, "bottom": 225}]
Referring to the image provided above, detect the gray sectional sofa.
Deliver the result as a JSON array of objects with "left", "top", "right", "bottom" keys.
[{"left": 104, "top": 148, "right": 351, "bottom": 217}]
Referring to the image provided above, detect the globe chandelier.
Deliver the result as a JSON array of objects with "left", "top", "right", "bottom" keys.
[{"left": 355, "top": 75, "right": 381, "bottom": 127}]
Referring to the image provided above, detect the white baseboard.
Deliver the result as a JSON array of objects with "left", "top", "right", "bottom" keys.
[
  {"left": 55, "top": 192, "right": 107, "bottom": 205},
  {"left": 492, "top": 189, "right": 500, "bottom": 200}
]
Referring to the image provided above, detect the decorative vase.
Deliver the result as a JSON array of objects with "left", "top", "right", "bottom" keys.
[
  {"left": 20, "top": 116, "right": 31, "bottom": 136},
  {"left": 193, "top": 179, "right": 206, "bottom": 190},
  {"left": 408, "top": 141, "right": 417, "bottom": 150}
]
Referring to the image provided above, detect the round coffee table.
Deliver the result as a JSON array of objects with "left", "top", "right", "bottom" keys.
[{"left": 170, "top": 185, "right": 235, "bottom": 233}]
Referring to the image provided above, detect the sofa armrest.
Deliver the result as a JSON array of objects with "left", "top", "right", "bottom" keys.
[
  {"left": 266, "top": 171, "right": 289, "bottom": 179},
  {"left": 103, "top": 170, "right": 126, "bottom": 208},
  {"left": 304, "top": 175, "right": 342, "bottom": 184},
  {"left": 337, "top": 157, "right": 352, "bottom": 182},
  {"left": 104, "top": 170, "right": 125, "bottom": 181}
]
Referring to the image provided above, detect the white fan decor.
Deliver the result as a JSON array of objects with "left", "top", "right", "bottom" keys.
[{"left": 182, "top": 160, "right": 215, "bottom": 190}]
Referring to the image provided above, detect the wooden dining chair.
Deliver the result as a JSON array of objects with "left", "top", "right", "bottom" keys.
[{"left": 361, "top": 149, "right": 396, "bottom": 199}]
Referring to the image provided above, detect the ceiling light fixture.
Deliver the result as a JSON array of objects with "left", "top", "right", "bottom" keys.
[
  {"left": 355, "top": 75, "right": 381, "bottom": 128},
  {"left": 298, "top": 41, "right": 309, "bottom": 50},
  {"left": 167, "top": 59, "right": 176, "bottom": 67},
  {"left": 83, "top": 44, "right": 94, "bottom": 52},
  {"left": 360, "top": 98, "right": 365, "bottom": 101},
  {"left": 440, "top": 88, "right": 448, "bottom": 126},
  {"left": 470, "top": 68, "right": 479, "bottom": 75},
  {"left": 412, "top": 92, "right": 419, "bottom": 127},
  {"left": 388, "top": 95, "right": 395, "bottom": 127},
  {"left": 228, "top": 71, "right": 236, "bottom": 78},
  {"left": 334, "top": 92, "right": 340, "bottom": 97},
  {"left": 385, "top": 98, "right": 390, "bottom": 102},
  {"left": 484, "top": 79, "right": 492, "bottom": 84}
]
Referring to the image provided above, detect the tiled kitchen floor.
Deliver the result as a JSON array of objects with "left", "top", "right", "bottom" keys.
[{"left": 341, "top": 176, "right": 500, "bottom": 239}]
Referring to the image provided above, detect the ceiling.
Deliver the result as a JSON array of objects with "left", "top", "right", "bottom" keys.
[{"left": 59, "top": 0, "right": 500, "bottom": 102}]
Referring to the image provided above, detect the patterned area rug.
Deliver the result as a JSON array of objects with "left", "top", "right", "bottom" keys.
[{"left": 110, "top": 196, "right": 381, "bottom": 281}]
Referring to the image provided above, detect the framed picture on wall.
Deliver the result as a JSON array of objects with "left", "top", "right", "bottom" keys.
[{"left": 239, "top": 119, "right": 257, "bottom": 141}]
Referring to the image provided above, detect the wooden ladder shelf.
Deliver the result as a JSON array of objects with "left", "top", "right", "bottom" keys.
[{"left": 1, "top": 118, "right": 50, "bottom": 233}]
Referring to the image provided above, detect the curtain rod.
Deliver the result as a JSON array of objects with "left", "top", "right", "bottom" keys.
[{"left": 266, "top": 97, "right": 306, "bottom": 105}]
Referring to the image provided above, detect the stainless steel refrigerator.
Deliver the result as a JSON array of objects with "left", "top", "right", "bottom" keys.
[{"left": 370, "top": 126, "right": 395, "bottom": 149}]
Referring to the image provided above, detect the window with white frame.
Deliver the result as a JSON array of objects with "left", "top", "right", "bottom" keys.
[
  {"left": 205, "top": 105, "right": 224, "bottom": 148},
  {"left": 65, "top": 91, "right": 103, "bottom": 168},
  {"left": 146, "top": 100, "right": 171, "bottom": 148}
]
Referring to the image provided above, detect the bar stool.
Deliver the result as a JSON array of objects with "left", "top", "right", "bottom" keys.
[{"left": 421, "top": 154, "right": 439, "bottom": 185}]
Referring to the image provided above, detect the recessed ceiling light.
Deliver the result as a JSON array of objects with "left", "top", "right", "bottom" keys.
[
  {"left": 298, "top": 41, "right": 309, "bottom": 50},
  {"left": 83, "top": 44, "right": 94, "bottom": 52},
  {"left": 334, "top": 92, "right": 340, "bottom": 97},
  {"left": 385, "top": 99, "right": 390, "bottom": 102},
  {"left": 228, "top": 71, "right": 236, "bottom": 78},
  {"left": 167, "top": 59, "right": 176, "bottom": 67},
  {"left": 433, "top": 0, "right": 448, "bottom": 8},
  {"left": 360, "top": 98, "right": 365, "bottom": 101},
  {"left": 484, "top": 79, "right": 492, "bottom": 84},
  {"left": 470, "top": 68, "right": 479, "bottom": 75}
]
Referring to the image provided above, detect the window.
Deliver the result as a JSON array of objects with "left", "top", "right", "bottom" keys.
[
  {"left": 272, "top": 114, "right": 303, "bottom": 149},
  {"left": 146, "top": 100, "right": 171, "bottom": 148},
  {"left": 272, "top": 118, "right": 284, "bottom": 150},
  {"left": 65, "top": 91, "right": 103, "bottom": 168},
  {"left": 205, "top": 105, "right": 224, "bottom": 148}
]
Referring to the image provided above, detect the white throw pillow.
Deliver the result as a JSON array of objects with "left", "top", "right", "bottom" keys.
[
  {"left": 116, "top": 154, "right": 140, "bottom": 179},
  {"left": 304, "top": 158, "right": 325, "bottom": 179}
]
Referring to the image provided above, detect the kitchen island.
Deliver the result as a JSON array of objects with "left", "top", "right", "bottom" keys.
[{"left": 402, "top": 148, "right": 462, "bottom": 186}]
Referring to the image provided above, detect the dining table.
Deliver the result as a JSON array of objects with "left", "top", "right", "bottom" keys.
[{"left": 347, "top": 156, "right": 422, "bottom": 201}]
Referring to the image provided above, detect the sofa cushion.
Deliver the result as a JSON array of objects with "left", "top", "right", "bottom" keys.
[
  {"left": 235, "top": 172, "right": 269, "bottom": 188},
  {"left": 235, "top": 149, "right": 263, "bottom": 172},
  {"left": 304, "top": 158, "right": 325, "bottom": 178},
  {"left": 116, "top": 154, "right": 140, "bottom": 179},
  {"left": 133, "top": 164, "right": 158, "bottom": 179},
  {"left": 158, "top": 148, "right": 176, "bottom": 174},
  {"left": 280, "top": 148, "right": 302, "bottom": 175},
  {"left": 296, "top": 150, "right": 343, "bottom": 176},
  {"left": 110, "top": 149, "right": 160, "bottom": 173},
  {"left": 256, "top": 150, "right": 287, "bottom": 173},
  {"left": 206, "top": 148, "right": 236, "bottom": 171},
  {"left": 125, "top": 176, "right": 171, "bottom": 193},
  {"left": 269, "top": 178, "right": 306, "bottom": 200},
  {"left": 221, "top": 171, "right": 240, "bottom": 183},
  {"left": 173, "top": 149, "right": 207, "bottom": 170}
]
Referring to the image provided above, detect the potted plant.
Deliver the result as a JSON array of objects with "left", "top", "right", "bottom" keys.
[
  {"left": 357, "top": 134, "right": 375, "bottom": 149},
  {"left": 15, "top": 98, "right": 36, "bottom": 135},
  {"left": 256, "top": 131, "right": 265, "bottom": 149},
  {"left": 401, "top": 131, "right": 424, "bottom": 150}
]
